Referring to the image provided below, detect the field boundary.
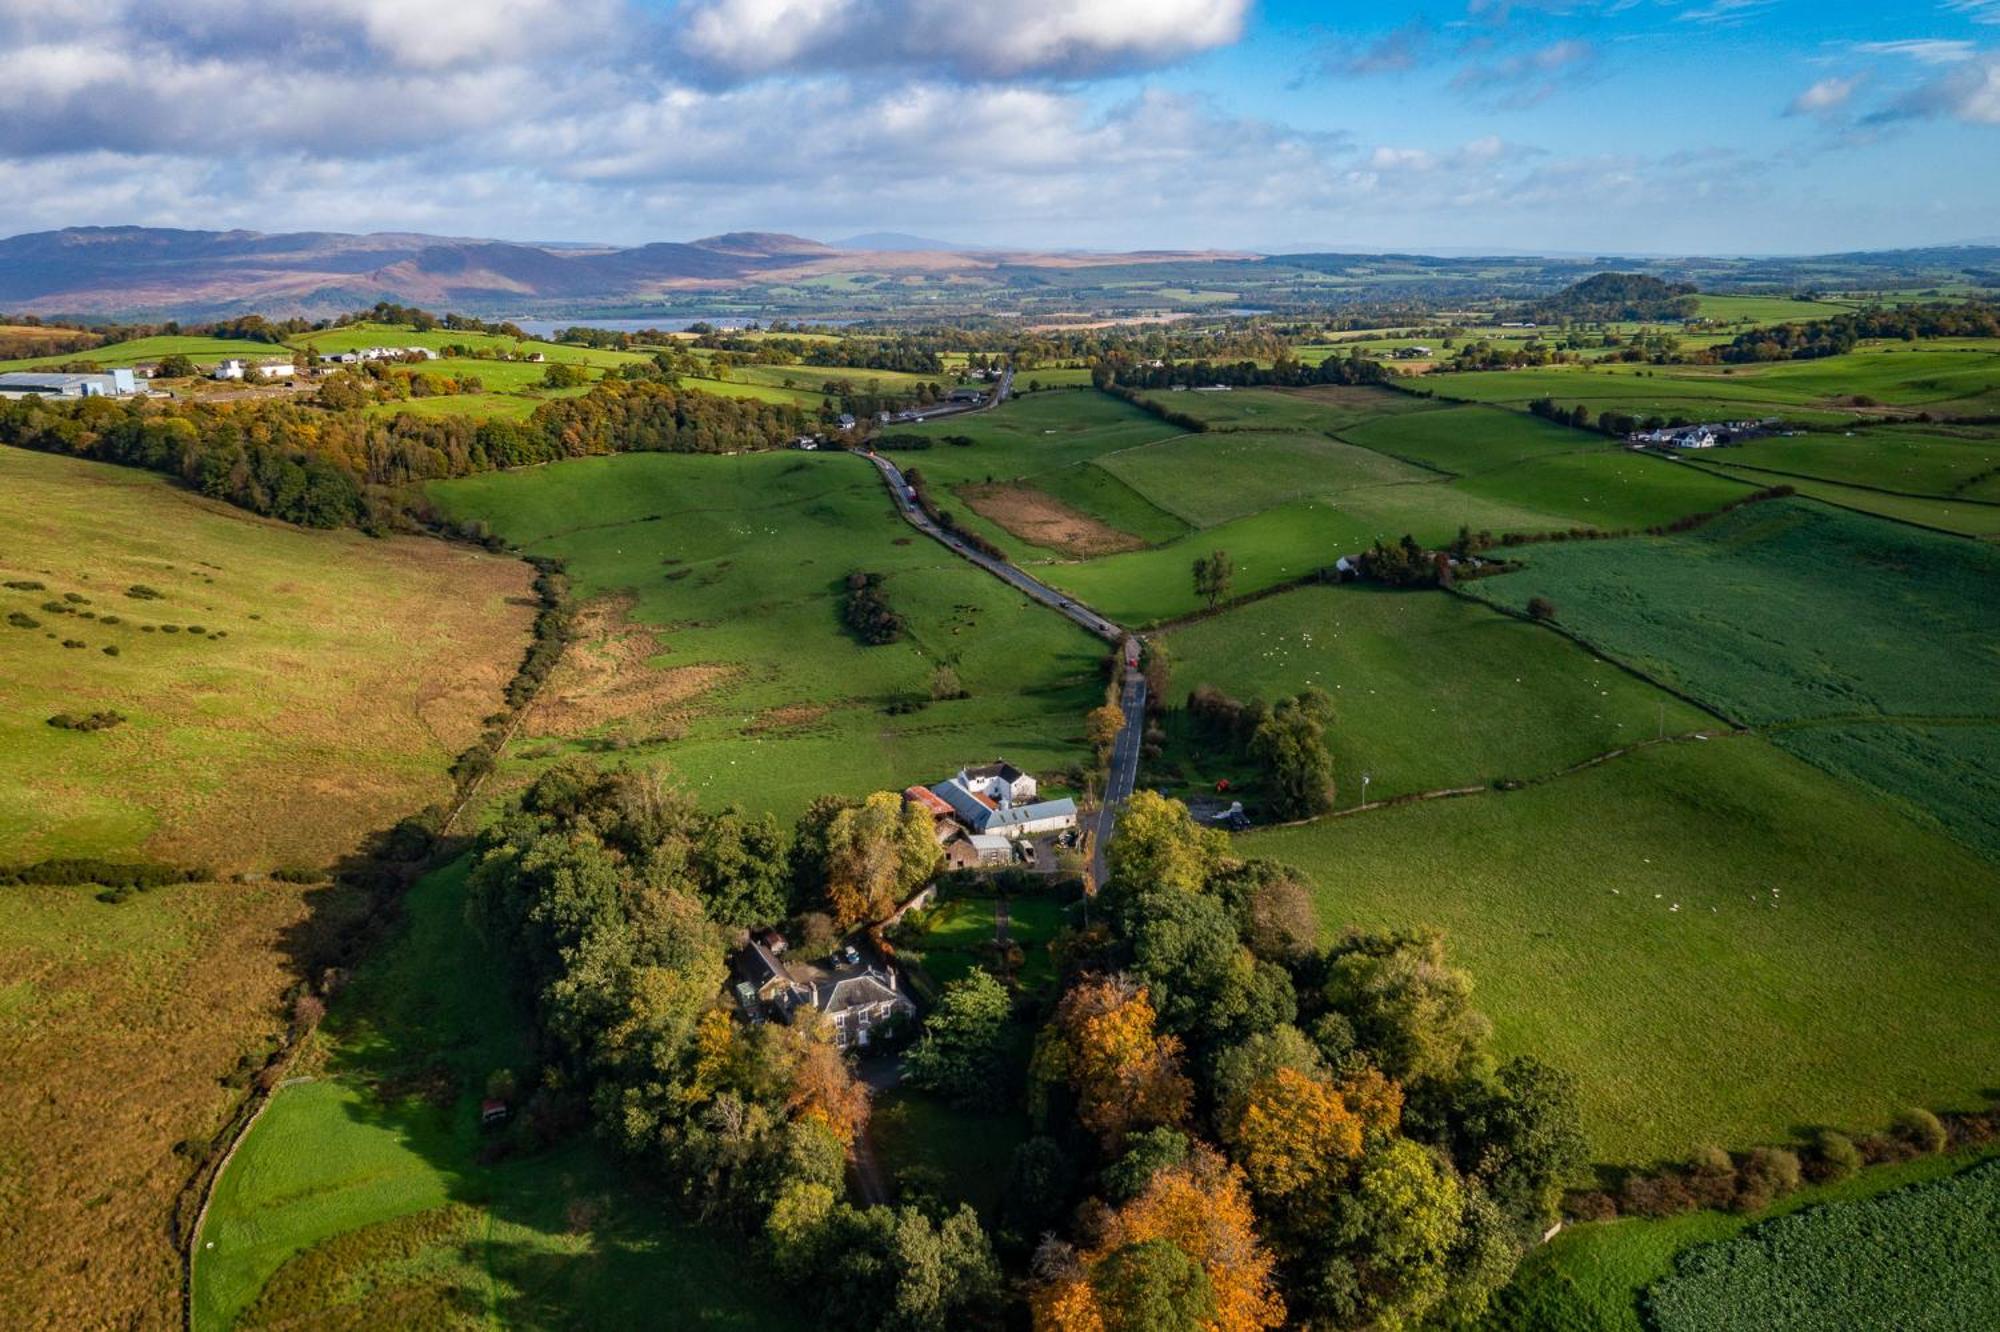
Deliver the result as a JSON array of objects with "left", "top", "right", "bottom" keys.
[{"left": 1677, "top": 458, "right": 1999, "bottom": 542}]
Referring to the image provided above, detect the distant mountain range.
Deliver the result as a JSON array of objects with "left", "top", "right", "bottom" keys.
[{"left": 1, "top": 226, "right": 1994, "bottom": 321}]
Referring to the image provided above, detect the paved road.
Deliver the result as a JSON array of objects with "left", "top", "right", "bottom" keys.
[
  {"left": 863, "top": 448, "right": 1123, "bottom": 643},
  {"left": 1091, "top": 665, "right": 1149, "bottom": 887}
]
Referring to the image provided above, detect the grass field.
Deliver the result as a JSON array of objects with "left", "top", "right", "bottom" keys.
[
  {"left": 871, "top": 1088, "right": 1029, "bottom": 1220},
  {"left": 0, "top": 877, "right": 323, "bottom": 1328},
  {"left": 289, "top": 322, "right": 650, "bottom": 370},
  {"left": 0, "top": 446, "right": 533, "bottom": 869},
  {"left": 194, "top": 859, "right": 795, "bottom": 1331},
  {"left": 0, "top": 334, "right": 293, "bottom": 372},
  {"left": 1337, "top": 404, "right": 1592, "bottom": 475},
  {"left": 1154, "top": 585, "right": 1714, "bottom": 808},
  {"left": 429, "top": 451, "right": 1103, "bottom": 820},
  {"left": 1097, "top": 430, "right": 1441, "bottom": 527},
  {"left": 1693, "top": 460, "right": 2000, "bottom": 537},
  {"left": 1723, "top": 423, "right": 2000, "bottom": 496},
  {"left": 1247, "top": 736, "right": 2000, "bottom": 1165},
  {"left": 1485, "top": 1145, "right": 2000, "bottom": 1331},
  {"left": 1132, "top": 384, "right": 1435, "bottom": 433}
]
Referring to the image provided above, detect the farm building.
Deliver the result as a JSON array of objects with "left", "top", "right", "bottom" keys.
[
  {"left": 930, "top": 762, "right": 1077, "bottom": 839},
  {"left": 213, "top": 358, "right": 295, "bottom": 381},
  {"left": 0, "top": 368, "right": 137, "bottom": 398}
]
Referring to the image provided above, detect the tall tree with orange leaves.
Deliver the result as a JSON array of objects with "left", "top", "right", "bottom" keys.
[{"left": 1035, "top": 976, "right": 1192, "bottom": 1150}]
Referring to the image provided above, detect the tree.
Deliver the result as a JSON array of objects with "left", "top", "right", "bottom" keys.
[
  {"left": 1114, "top": 886, "right": 1294, "bottom": 1049},
  {"left": 154, "top": 353, "right": 197, "bottom": 378},
  {"left": 690, "top": 808, "right": 790, "bottom": 927},
  {"left": 1105, "top": 791, "right": 1228, "bottom": 896},
  {"left": 1035, "top": 977, "right": 1191, "bottom": 1150},
  {"left": 1324, "top": 929, "right": 1493, "bottom": 1087},
  {"left": 1526, "top": 595, "right": 1557, "bottom": 622},
  {"left": 542, "top": 360, "right": 591, "bottom": 388},
  {"left": 1215, "top": 860, "right": 1319, "bottom": 962},
  {"left": 1228, "top": 1066, "right": 1366, "bottom": 1211},
  {"left": 823, "top": 791, "right": 940, "bottom": 928},
  {"left": 1091, "top": 1239, "right": 1217, "bottom": 1332},
  {"left": 1032, "top": 1146, "right": 1285, "bottom": 1332},
  {"left": 1192, "top": 550, "right": 1234, "bottom": 609},
  {"left": 1249, "top": 689, "right": 1335, "bottom": 820},
  {"left": 906, "top": 969, "right": 1015, "bottom": 1107},
  {"left": 1087, "top": 703, "right": 1125, "bottom": 757},
  {"left": 1451, "top": 1056, "right": 1589, "bottom": 1232}
]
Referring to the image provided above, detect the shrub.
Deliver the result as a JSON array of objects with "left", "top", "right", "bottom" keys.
[
  {"left": 101, "top": 645, "right": 119, "bottom": 657},
  {"left": 160, "top": 624, "right": 181, "bottom": 634},
  {"left": 0, "top": 857, "right": 204, "bottom": 889},
  {"left": 1734, "top": 1147, "right": 1802, "bottom": 1213},
  {"left": 1811, "top": 1130, "right": 1862, "bottom": 1183},
  {"left": 125, "top": 584, "right": 164, "bottom": 600},
  {"left": 1687, "top": 1146, "right": 1738, "bottom": 1209},
  {"left": 62, "top": 592, "right": 88, "bottom": 604},
  {"left": 47, "top": 710, "right": 127, "bottom": 732},
  {"left": 1526, "top": 595, "right": 1557, "bottom": 622},
  {"left": 61, "top": 639, "right": 85, "bottom": 649},
  {"left": 98, "top": 615, "right": 120, "bottom": 625},
  {"left": 1620, "top": 1172, "right": 1696, "bottom": 1217},
  {"left": 186, "top": 624, "right": 207, "bottom": 634},
  {"left": 6, "top": 611, "right": 37, "bottom": 629},
  {"left": 2, "top": 579, "right": 45, "bottom": 591},
  {"left": 1567, "top": 1190, "right": 1618, "bottom": 1223},
  {"left": 1892, "top": 1107, "right": 1947, "bottom": 1155},
  {"left": 842, "top": 571, "right": 905, "bottom": 645}
]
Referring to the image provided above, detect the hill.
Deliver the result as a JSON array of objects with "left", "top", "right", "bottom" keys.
[{"left": 1532, "top": 271, "right": 1699, "bottom": 322}]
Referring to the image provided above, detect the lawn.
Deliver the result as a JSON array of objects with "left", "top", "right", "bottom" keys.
[
  {"left": 0, "top": 445, "right": 533, "bottom": 870},
  {"left": 429, "top": 450, "right": 1104, "bottom": 821},
  {"left": 1246, "top": 737, "right": 2000, "bottom": 1165},
  {"left": 195, "top": 858, "right": 797, "bottom": 1330},
  {"left": 0, "top": 877, "right": 322, "bottom": 1328},
  {"left": 870, "top": 1089, "right": 1029, "bottom": 1221},
  {"left": 909, "top": 896, "right": 1001, "bottom": 985},
  {"left": 1154, "top": 585, "right": 1714, "bottom": 807},
  {"left": 1485, "top": 1145, "right": 2000, "bottom": 1331}
]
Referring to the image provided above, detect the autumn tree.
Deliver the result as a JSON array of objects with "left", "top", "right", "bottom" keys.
[
  {"left": 1087, "top": 702, "right": 1126, "bottom": 758},
  {"left": 1032, "top": 1146, "right": 1284, "bottom": 1332},
  {"left": 1323, "top": 928, "right": 1493, "bottom": 1086},
  {"left": 823, "top": 790, "right": 942, "bottom": 928},
  {"left": 1105, "top": 790, "right": 1228, "bottom": 896},
  {"left": 1035, "top": 976, "right": 1191, "bottom": 1150}
]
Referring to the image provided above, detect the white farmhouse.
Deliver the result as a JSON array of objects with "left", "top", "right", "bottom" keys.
[{"left": 930, "top": 761, "right": 1077, "bottom": 840}]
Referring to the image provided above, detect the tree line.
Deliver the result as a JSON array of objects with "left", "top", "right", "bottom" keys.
[{"left": 1717, "top": 300, "right": 2000, "bottom": 362}]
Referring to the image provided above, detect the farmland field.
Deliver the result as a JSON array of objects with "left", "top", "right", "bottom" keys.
[
  {"left": 1154, "top": 585, "right": 1714, "bottom": 807},
  {"left": 1692, "top": 460, "right": 2000, "bottom": 537},
  {"left": 1132, "top": 383, "right": 1435, "bottom": 432},
  {"left": 0, "top": 445, "right": 533, "bottom": 869},
  {"left": 290, "top": 321, "right": 650, "bottom": 369},
  {"left": 0, "top": 333, "right": 293, "bottom": 372},
  {"left": 1723, "top": 423, "right": 2000, "bottom": 496},
  {"left": 1486, "top": 1145, "right": 2000, "bottom": 1332},
  {"left": 1246, "top": 736, "right": 2000, "bottom": 1164},
  {"left": 429, "top": 451, "right": 1103, "bottom": 819},
  {"left": 194, "top": 859, "right": 795, "bottom": 1331}
]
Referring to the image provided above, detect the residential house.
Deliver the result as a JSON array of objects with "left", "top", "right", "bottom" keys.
[{"left": 733, "top": 940, "right": 914, "bottom": 1049}]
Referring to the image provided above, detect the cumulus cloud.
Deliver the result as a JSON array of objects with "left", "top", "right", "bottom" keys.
[
  {"left": 1787, "top": 74, "right": 1864, "bottom": 118},
  {"left": 674, "top": 0, "right": 1251, "bottom": 81},
  {"left": 1872, "top": 52, "right": 2000, "bottom": 125}
]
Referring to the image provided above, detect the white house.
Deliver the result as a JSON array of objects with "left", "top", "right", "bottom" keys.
[
  {"left": 0, "top": 369, "right": 137, "bottom": 399},
  {"left": 213, "top": 358, "right": 295, "bottom": 381}
]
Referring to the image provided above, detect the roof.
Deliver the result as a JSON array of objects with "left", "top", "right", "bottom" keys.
[
  {"left": 813, "top": 970, "right": 903, "bottom": 1015},
  {"left": 0, "top": 371, "right": 116, "bottom": 391},
  {"left": 903, "top": 785, "right": 955, "bottom": 817},
  {"left": 967, "top": 833, "right": 1013, "bottom": 852},
  {"left": 981, "top": 797, "right": 1078, "bottom": 831},
  {"left": 965, "top": 761, "right": 1026, "bottom": 784}
]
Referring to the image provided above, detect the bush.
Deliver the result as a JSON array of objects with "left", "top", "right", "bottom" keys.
[
  {"left": 1734, "top": 1147, "right": 1802, "bottom": 1212},
  {"left": 101, "top": 645, "right": 119, "bottom": 656},
  {"left": 1687, "top": 1146, "right": 1738, "bottom": 1209},
  {"left": 6, "top": 611, "right": 37, "bottom": 629},
  {"left": 1892, "top": 1107, "right": 1948, "bottom": 1155},
  {"left": 1620, "top": 1172, "right": 1697, "bottom": 1218},
  {"left": 842, "top": 571, "right": 905, "bottom": 645},
  {"left": 47, "top": 710, "right": 126, "bottom": 732},
  {"left": 1526, "top": 595, "right": 1557, "bottom": 622},
  {"left": 1812, "top": 1130, "right": 1862, "bottom": 1182},
  {"left": 125, "top": 584, "right": 164, "bottom": 600},
  {"left": 0, "top": 857, "right": 205, "bottom": 889},
  {"left": 2, "top": 579, "right": 45, "bottom": 591},
  {"left": 160, "top": 624, "right": 181, "bottom": 634},
  {"left": 1567, "top": 1190, "right": 1618, "bottom": 1222}
]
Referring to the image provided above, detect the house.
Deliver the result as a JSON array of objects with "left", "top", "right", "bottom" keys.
[
  {"left": 930, "top": 762, "right": 1077, "bottom": 840},
  {"left": 0, "top": 369, "right": 137, "bottom": 399},
  {"left": 903, "top": 785, "right": 960, "bottom": 843},
  {"left": 947, "top": 387, "right": 985, "bottom": 402},
  {"left": 733, "top": 941, "right": 914, "bottom": 1049},
  {"left": 214, "top": 359, "right": 294, "bottom": 381},
  {"left": 837, "top": 413, "right": 857, "bottom": 430}
]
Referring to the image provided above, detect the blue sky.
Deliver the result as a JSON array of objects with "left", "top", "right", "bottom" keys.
[{"left": 0, "top": 0, "right": 1995, "bottom": 253}]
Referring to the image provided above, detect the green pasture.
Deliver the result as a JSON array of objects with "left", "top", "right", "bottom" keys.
[
  {"left": 1248, "top": 737, "right": 2000, "bottom": 1165},
  {"left": 429, "top": 451, "right": 1104, "bottom": 821},
  {"left": 1724, "top": 423, "right": 2000, "bottom": 497},
  {"left": 1097, "top": 431, "right": 1440, "bottom": 527},
  {"left": 1132, "top": 384, "right": 1434, "bottom": 433},
  {"left": 1696, "top": 464, "right": 2000, "bottom": 538},
  {"left": 0, "top": 445, "right": 526, "bottom": 870},
  {"left": 1691, "top": 293, "right": 1852, "bottom": 325},
  {"left": 1485, "top": 1146, "right": 2000, "bottom": 1332},
  {"left": 1016, "top": 367, "right": 1099, "bottom": 389},
  {"left": 290, "top": 321, "right": 649, "bottom": 369},
  {"left": 195, "top": 859, "right": 794, "bottom": 1331},
  {"left": 1336, "top": 404, "right": 1590, "bottom": 475},
  {"left": 1155, "top": 585, "right": 1712, "bottom": 806},
  {"left": 0, "top": 334, "right": 292, "bottom": 373}
]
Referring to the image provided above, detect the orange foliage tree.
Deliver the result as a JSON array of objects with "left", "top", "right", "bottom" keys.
[
  {"left": 1031, "top": 1146, "right": 1285, "bottom": 1332},
  {"left": 1037, "top": 976, "right": 1192, "bottom": 1149}
]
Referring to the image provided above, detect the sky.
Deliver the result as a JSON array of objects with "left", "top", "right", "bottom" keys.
[{"left": 1, "top": 0, "right": 1997, "bottom": 255}]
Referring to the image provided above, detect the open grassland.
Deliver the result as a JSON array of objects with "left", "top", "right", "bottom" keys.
[
  {"left": 1485, "top": 1145, "right": 2000, "bottom": 1332},
  {"left": 0, "top": 877, "right": 322, "bottom": 1329},
  {"left": 365, "top": 390, "right": 553, "bottom": 422},
  {"left": 1155, "top": 585, "right": 1713, "bottom": 807},
  {"left": 1452, "top": 449, "right": 1752, "bottom": 531},
  {"left": 1691, "top": 459, "right": 2000, "bottom": 538},
  {"left": 430, "top": 451, "right": 1103, "bottom": 821},
  {"left": 871, "top": 1089, "right": 1029, "bottom": 1221},
  {"left": 1098, "top": 430, "right": 1441, "bottom": 527},
  {"left": 1337, "top": 403, "right": 1591, "bottom": 474},
  {"left": 1464, "top": 500, "right": 2000, "bottom": 861},
  {"left": 195, "top": 860, "right": 796, "bottom": 1331},
  {"left": 1724, "top": 423, "right": 2000, "bottom": 496},
  {"left": 1133, "top": 384, "right": 1436, "bottom": 432},
  {"left": 0, "top": 333, "right": 294, "bottom": 372},
  {"left": 0, "top": 446, "right": 533, "bottom": 869},
  {"left": 1646, "top": 1157, "right": 2000, "bottom": 1332},
  {"left": 1248, "top": 737, "right": 2000, "bottom": 1165},
  {"left": 1691, "top": 293, "right": 1855, "bottom": 325}
]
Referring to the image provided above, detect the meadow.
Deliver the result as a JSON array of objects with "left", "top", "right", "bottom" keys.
[
  {"left": 0, "top": 333, "right": 293, "bottom": 372},
  {"left": 195, "top": 859, "right": 796, "bottom": 1331},
  {"left": 429, "top": 450, "right": 1105, "bottom": 820},
  {"left": 1154, "top": 585, "right": 1714, "bottom": 807},
  {"left": 0, "top": 876, "right": 322, "bottom": 1328},
  {"left": 1692, "top": 463, "right": 2000, "bottom": 538},
  {"left": 1131, "top": 384, "right": 1436, "bottom": 433},
  {"left": 1724, "top": 423, "right": 2000, "bottom": 496},
  {"left": 0, "top": 446, "right": 533, "bottom": 870},
  {"left": 1247, "top": 736, "right": 2000, "bottom": 1165}
]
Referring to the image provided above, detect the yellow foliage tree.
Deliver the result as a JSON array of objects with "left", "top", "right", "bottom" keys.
[
  {"left": 1044, "top": 976, "right": 1192, "bottom": 1149},
  {"left": 824, "top": 790, "right": 941, "bottom": 928},
  {"left": 1230, "top": 1066, "right": 1365, "bottom": 1204}
]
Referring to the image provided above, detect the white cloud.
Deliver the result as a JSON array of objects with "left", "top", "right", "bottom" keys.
[
  {"left": 1874, "top": 52, "right": 2000, "bottom": 125},
  {"left": 1854, "top": 39, "right": 1977, "bottom": 65},
  {"left": 1788, "top": 74, "right": 1863, "bottom": 117},
  {"left": 1451, "top": 38, "right": 1597, "bottom": 107},
  {"left": 1943, "top": 1, "right": 2000, "bottom": 25}
]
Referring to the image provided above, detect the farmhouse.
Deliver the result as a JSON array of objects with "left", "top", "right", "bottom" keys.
[
  {"left": 929, "top": 762, "right": 1078, "bottom": 839},
  {"left": 734, "top": 938, "right": 914, "bottom": 1049},
  {"left": 0, "top": 368, "right": 137, "bottom": 398},
  {"left": 213, "top": 358, "right": 296, "bottom": 381}
]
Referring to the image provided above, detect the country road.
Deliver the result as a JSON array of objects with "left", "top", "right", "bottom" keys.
[{"left": 853, "top": 370, "right": 1147, "bottom": 886}]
